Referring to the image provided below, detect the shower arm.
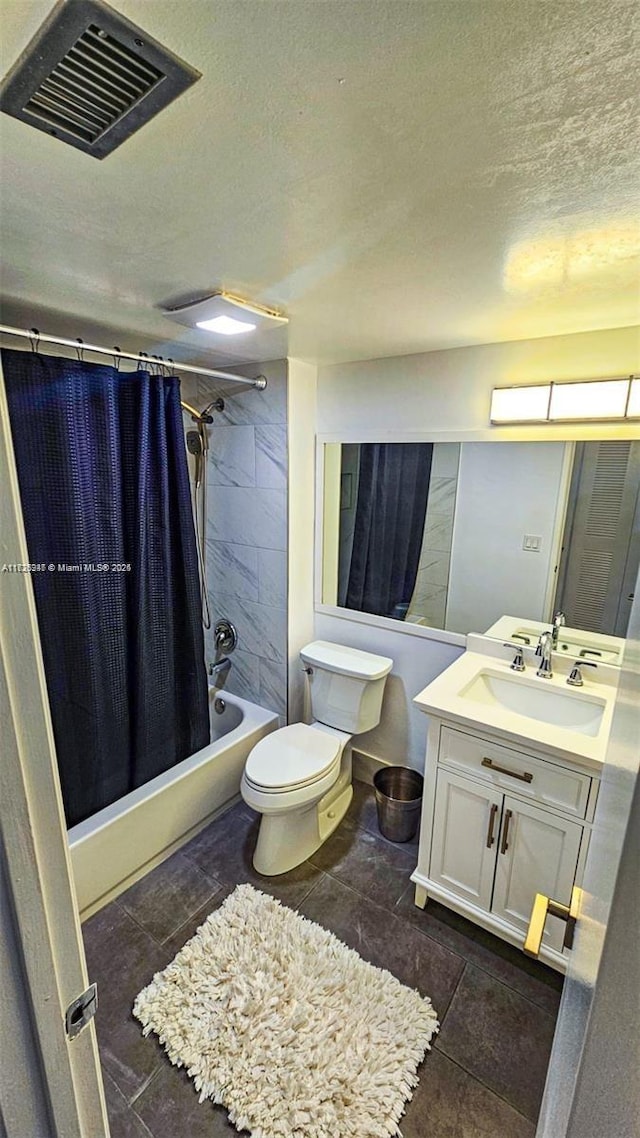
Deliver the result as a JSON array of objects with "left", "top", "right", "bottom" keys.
[{"left": 180, "top": 397, "right": 225, "bottom": 439}]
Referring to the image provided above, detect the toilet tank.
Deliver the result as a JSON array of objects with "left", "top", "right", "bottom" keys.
[{"left": 300, "top": 641, "right": 393, "bottom": 734}]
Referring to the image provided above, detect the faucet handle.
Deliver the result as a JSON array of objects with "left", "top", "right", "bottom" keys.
[
  {"left": 536, "top": 630, "right": 552, "bottom": 657},
  {"left": 503, "top": 643, "right": 525, "bottom": 672},
  {"left": 567, "top": 660, "right": 597, "bottom": 687},
  {"left": 214, "top": 618, "right": 237, "bottom": 654}
]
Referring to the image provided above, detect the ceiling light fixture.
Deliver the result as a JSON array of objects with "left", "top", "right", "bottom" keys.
[
  {"left": 162, "top": 291, "right": 287, "bottom": 336},
  {"left": 196, "top": 315, "right": 257, "bottom": 336},
  {"left": 490, "top": 375, "right": 640, "bottom": 424}
]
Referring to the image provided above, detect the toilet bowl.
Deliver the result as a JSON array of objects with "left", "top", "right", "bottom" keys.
[
  {"left": 241, "top": 721, "right": 351, "bottom": 875},
  {"left": 241, "top": 641, "right": 393, "bottom": 875}
]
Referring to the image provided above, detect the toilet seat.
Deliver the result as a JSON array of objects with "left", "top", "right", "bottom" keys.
[{"left": 244, "top": 723, "right": 341, "bottom": 792}]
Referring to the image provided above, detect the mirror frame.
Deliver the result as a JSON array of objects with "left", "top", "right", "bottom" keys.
[{"left": 314, "top": 425, "right": 640, "bottom": 647}]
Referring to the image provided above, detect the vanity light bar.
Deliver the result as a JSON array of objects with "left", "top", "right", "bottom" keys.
[{"left": 490, "top": 375, "right": 640, "bottom": 424}]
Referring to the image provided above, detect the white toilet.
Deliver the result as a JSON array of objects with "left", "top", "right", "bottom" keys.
[{"left": 241, "top": 640, "right": 393, "bottom": 875}]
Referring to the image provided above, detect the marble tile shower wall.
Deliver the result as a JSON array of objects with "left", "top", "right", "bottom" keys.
[
  {"left": 408, "top": 443, "right": 460, "bottom": 628},
  {"left": 196, "top": 361, "right": 288, "bottom": 720}
]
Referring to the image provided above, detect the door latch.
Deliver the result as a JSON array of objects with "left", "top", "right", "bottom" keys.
[
  {"left": 524, "top": 887, "right": 583, "bottom": 958},
  {"left": 65, "top": 983, "right": 98, "bottom": 1040}
]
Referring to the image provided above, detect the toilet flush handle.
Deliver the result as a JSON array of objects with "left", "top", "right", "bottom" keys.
[{"left": 302, "top": 666, "right": 313, "bottom": 675}]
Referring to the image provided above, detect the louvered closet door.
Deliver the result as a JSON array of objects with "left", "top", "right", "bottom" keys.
[{"left": 558, "top": 441, "right": 640, "bottom": 635}]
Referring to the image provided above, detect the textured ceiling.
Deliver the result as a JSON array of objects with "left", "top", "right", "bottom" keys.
[{"left": 1, "top": 0, "right": 639, "bottom": 367}]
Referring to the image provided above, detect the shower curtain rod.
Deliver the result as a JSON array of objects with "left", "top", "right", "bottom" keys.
[{"left": 0, "top": 323, "right": 267, "bottom": 389}]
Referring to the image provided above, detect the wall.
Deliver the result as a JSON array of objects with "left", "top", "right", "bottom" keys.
[
  {"left": 315, "top": 324, "right": 640, "bottom": 769},
  {"left": 317, "top": 325, "right": 640, "bottom": 436},
  {"left": 187, "top": 361, "right": 289, "bottom": 720},
  {"left": 314, "top": 612, "right": 460, "bottom": 770},
  {"left": 287, "top": 359, "right": 318, "bottom": 724},
  {"left": 446, "top": 441, "right": 567, "bottom": 633},
  {"left": 538, "top": 574, "right": 640, "bottom": 1137},
  {"left": 0, "top": 843, "right": 52, "bottom": 1136}
]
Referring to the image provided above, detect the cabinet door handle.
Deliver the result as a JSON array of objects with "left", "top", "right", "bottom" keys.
[
  {"left": 486, "top": 803, "right": 498, "bottom": 848},
  {"left": 500, "top": 808, "right": 513, "bottom": 855},
  {"left": 482, "top": 757, "right": 533, "bottom": 783},
  {"left": 524, "top": 887, "right": 583, "bottom": 957}
]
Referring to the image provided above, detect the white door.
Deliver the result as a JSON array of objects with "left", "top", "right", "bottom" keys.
[
  {"left": 491, "top": 796, "right": 583, "bottom": 952},
  {"left": 0, "top": 362, "right": 109, "bottom": 1137},
  {"left": 537, "top": 579, "right": 640, "bottom": 1138},
  {"left": 430, "top": 768, "right": 503, "bottom": 910}
]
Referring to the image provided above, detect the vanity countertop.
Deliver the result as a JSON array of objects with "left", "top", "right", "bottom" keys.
[
  {"left": 413, "top": 634, "right": 619, "bottom": 771},
  {"left": 483, "top": 614, "right": 625, "bottom": 667}
]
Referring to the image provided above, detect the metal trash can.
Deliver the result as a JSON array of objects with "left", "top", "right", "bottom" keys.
[{"left": 373, "top": 766, "right": 424, "bottom": 843}]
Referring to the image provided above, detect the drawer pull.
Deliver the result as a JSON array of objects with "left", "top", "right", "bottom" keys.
[
  {"left": 486, "top": 802, "right": 498, "bottom": 848},
  {"left": 524, "top": 887, "right": 583, "bottom": 957},
  {"left": 500, "top": 809, "right": 513, "bottom": 855},
  {"left": 482, "top": 757, "right": 533, "bottom": 783}
]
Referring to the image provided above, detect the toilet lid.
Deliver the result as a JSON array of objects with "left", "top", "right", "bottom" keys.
[{"left": 245, "top": 724, "right": 341, "bottom": 790}]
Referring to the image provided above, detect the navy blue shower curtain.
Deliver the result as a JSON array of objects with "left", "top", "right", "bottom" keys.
[
  {"left": 345, "top": 442, "right": 433, "bottom": 618},
  {"left": 2, "top": 349, "right": 209, "bottom": 827}
]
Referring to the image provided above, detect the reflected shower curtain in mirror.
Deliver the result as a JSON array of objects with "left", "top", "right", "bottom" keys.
[
  {"left": 345, "top": 442, "right": 433, "bottom": 618},
  {"left": 2, "top": 349, "right": 209, "bottom": 827}
]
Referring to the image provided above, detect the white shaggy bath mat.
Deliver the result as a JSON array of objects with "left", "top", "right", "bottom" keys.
[{"left": 133, "top": 884, "right": 438, "bottom": 1137}]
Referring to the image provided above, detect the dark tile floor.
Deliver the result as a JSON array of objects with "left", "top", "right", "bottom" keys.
[{"left": 83, "top": 781, "right": 562, "bottom": 1138}]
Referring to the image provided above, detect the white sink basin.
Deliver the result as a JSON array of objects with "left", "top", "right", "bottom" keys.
[
  {"left": 414, "top": 638, "right": 618, "bottom": 768},
  {"left": 460, "top": 670, "right": 606, "bottom": 737}
]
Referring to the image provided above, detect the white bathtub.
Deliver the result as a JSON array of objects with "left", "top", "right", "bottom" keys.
[{"left": 69, "top": 690, "right": 279, "bottom": 920}]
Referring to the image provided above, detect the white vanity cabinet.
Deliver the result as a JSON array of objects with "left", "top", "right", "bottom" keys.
[
  {"left": 429, "top": 768, "right": 503, "bottom": 911},
  {"left": 412, "top": 720, "right": 599, "bottom": 971}
]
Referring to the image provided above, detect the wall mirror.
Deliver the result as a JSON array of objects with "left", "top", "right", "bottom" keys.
[{"left": 320, "top": 438, "right": 640, "bottom": 654}]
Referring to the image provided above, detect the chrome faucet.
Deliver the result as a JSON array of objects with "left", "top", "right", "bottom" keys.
[
  {"left": 552, "top": 610, "right": 566, "bottom": 648},
  {"left": 503, "top": 642, "right": 525, "bottom": 672},
  {"left": 536, "top": 631, "right": 553, "bottom": 678},
  {"left": 567, "top": 660, "right": 597, "bottom": 687}
]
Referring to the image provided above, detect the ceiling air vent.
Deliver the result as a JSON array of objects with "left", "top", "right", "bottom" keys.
[{"left": 0, "top": 0, "right": 200, "bottom": 158}]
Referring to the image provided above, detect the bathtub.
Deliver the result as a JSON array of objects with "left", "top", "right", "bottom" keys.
[{"left": 68, "top": 690, "right": 279, "bottom": 920}]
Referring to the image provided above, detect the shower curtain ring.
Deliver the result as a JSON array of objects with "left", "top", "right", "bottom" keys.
[
  {"left": 112, "top": 346, "right": 122, "bottom": 371},
  {"left": 75, "top": 337, "right": 84, "bottom": 361},
  {"left": 28, "top": 327, "right": 40, "bottom": 353}
]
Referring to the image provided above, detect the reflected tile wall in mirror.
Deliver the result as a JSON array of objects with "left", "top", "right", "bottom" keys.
[{"left": 408, "top": 444, "right": 460, "bottom": 628}]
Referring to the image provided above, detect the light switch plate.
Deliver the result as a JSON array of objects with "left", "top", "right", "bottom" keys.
[{"left": 523, "top": 534, "right": 542, "bottom": 552}]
